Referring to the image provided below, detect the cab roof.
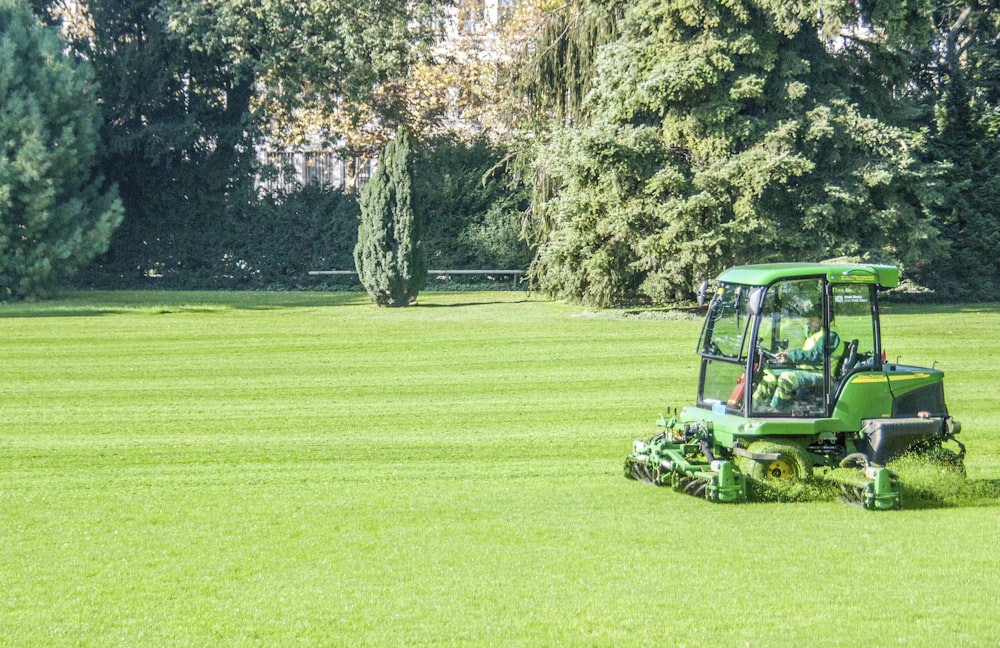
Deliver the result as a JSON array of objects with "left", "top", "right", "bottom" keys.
[{"left": 716, "top": 262, "right": 899, "bottom": 288}]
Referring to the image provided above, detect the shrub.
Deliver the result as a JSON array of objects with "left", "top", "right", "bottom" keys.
[
  {"left": 354, "top": 129, "right": 426, "bottom": 306},
  {"left": 415, "top": 137, "right": 532, "bottom": 270}
]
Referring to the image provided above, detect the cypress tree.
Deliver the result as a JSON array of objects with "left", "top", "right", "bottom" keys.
[{"left": 354, "top": 129, "right": 426, "bottom": 307}]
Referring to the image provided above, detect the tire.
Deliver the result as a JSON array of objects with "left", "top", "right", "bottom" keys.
[{"left": 745, "top": 439, "right": 813, "bottom": 481}]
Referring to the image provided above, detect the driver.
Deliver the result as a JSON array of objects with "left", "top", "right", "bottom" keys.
[{"left": 753, "top": 305, "right": 841, "bottom": 412}]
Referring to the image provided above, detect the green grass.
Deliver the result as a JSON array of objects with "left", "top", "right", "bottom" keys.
[{"left": 1, "top": 292, "right": 998, "bottom": 646}]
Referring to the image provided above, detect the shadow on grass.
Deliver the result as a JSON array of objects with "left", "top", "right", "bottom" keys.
[
  {"left": 881, "top": 303, "right": 1000, "bottom": 316},
  {"left": 415, "top": 299, "right": 531, "bottom": 309},
  {"left": 0, "top": 290, "right": 370, "bottom": 318}
]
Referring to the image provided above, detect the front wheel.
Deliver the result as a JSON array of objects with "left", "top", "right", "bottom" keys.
[{"left": 744, "top": 440, "right": 813, "bottom": 481}]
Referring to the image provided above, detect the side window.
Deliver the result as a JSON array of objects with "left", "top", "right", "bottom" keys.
[{"left": 831, "top": 284, "right": 876, "bottom": 376}]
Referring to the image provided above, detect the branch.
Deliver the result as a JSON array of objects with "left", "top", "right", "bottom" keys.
[{"left": 944, "top": 5, "right": 973, "bottom": 65}]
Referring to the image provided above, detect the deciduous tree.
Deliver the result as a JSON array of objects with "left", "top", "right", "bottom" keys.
[
  {"left": 166, "top": 0, "right": 444, "bottom": 159},
  {"left": 35, "top": 0, "right": 444, "bottom": 281}
]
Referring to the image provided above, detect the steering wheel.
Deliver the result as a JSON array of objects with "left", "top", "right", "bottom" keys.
[{"left": 758, "top": 347, "right": 780, "bottom": 364}]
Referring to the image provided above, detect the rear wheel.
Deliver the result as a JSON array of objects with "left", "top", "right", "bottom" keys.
[{"left": 745, "top": 440, "right": 813, "bottom": 481}]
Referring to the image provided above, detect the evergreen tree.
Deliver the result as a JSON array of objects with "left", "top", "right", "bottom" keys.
[
  {"left": 0, "top": 0, "right": 122, "bottom": 300},
  {"left": 67, "top": 0, "right": 256, "bottom": 283},
  {"left": 530, "top": 0, "right": 944, "bottom": 306},
  {"left": 917, "top": 2, "right": 1000, "bottom": 298},
  {"left": 354, "top": 129, "right": 426, "bottom": 307}
]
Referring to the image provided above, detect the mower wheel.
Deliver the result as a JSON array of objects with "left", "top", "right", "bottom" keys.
[{"left": 745, "top": 440, "right": 813, "bottom": 481}]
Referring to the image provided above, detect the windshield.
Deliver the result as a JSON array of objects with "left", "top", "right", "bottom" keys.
[
  {"left": 699, "top": 284, "right": 752, "bottom": 359},
  {"left": 698, "top": 283, "right": 753, "bottom": 410}
]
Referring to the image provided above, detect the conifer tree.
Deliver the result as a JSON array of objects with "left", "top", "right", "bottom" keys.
[
  {"left": 354, "top": 129, "right": 426, "bottom": 307},
  {"left": 0, "top": 0, "right": 122, "bottom": 300},
  {"left": 917, "top": 3, "right": 1000, "bottom": 299},
  {"left": 530, "top": 0, "right": 943, "bottom": 306}
]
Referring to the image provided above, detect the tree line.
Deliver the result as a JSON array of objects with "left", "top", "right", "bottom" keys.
[{"left": 1, "top": 0, "right": 997, "bottom": 304}]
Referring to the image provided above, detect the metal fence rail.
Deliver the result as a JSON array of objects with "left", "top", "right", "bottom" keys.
[{"left": 308, "top": 269, "right": 525, "bottom": 288}]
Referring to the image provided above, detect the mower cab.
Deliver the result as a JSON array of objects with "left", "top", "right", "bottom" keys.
[{"left": 625, "top": 262, "right": 964, "bottom": 509}]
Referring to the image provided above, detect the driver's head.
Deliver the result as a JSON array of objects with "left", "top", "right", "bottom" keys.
[{"left": 803, "top": 302, "right": 823, "bottom": 332}]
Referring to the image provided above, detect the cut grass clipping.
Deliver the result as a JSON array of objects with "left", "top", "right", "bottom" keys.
[{"left": 744, "top": 451, "right": 994, "bottom": 507}]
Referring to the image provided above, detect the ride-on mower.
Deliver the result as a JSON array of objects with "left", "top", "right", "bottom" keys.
[{"left": 624, "top": 262, "right": 964, "bottom": 510}]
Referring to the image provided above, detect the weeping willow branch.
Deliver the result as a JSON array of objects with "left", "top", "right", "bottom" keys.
[{"left": 513, "top": 0, "right": 624, "bottom": 126}]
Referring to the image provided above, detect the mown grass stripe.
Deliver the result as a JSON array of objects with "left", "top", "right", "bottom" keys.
[{"left": 1, "top": 292, "right": 997, "bottom": 646}]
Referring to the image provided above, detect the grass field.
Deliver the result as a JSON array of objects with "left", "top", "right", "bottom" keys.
[{"left": 1, "top": 291, "right": 998, "bottom": 646}]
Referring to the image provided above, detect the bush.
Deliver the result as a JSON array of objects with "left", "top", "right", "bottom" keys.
[
  {"left": 233, "top": 185, "right": 360, "bottom": 287},
  {"left": 414, "top": 137, "right": 532, "bottom": 270},
  {"left": 354, "top": 129, "right": 426, "bottom": 306},
  {"left": 76, "top": 136, "right": 532, "bottom": 292},
  {"left": 77, "top": 184, "right": 360, "bottom": 290}
]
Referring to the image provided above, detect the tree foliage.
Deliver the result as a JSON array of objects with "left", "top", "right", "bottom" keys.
[
  {"left": 0, "top": 0, "right": 122, "bottom": 300},
  {"left": 512, "top": 0, "right": 625, "bottom": 127},
  {"left": 916, "top": 1, "right": 1000, "bottom": 298},
  {"left": 38, "top": 0, "right": 258, "bottom": 283},
  {"left": 355, "top": 129, "right": 426, "bottom": 307},
  {"left": 531, "top": 0, "right": 947, "bottom": 306},
  {"left": 12, "top": 0, "right": 996, "bottom": 302},
  {"left": 164, "top": 0, "right": 445, "bottom": 157},
  {"left": 35, "top": 0, "right": 445, "bottom": 282},
  {"left": 415, "top": 137, "right": 532, "bottom": 271}
]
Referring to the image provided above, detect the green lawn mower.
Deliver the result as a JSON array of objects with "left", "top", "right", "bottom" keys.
[{"left": 624, "top": 262, "right": 964, "bottom": 510}]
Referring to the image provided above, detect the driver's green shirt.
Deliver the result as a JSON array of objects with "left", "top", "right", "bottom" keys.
[{"left": 786, "top": 329, "right": 841, "bottom": 365}]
